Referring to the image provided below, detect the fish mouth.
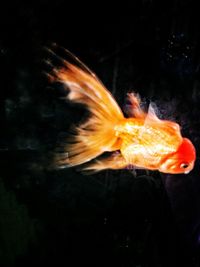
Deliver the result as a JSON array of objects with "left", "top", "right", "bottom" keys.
[{"left": 184, "top": 170, "right": 190, "bottom": 174}]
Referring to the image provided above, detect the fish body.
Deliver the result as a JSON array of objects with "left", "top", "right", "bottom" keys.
[
  {"left": 46, "top": 45, "right": 196, "bottom": 174},
  {"left": 115, "top": 118, "right": 181, "bottom": 169},
  {"left": 114, "top": 116, "right": 195, "bottom": 173}
]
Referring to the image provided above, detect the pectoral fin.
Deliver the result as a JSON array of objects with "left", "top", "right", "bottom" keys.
[
  {"left": 145, "top": 103, "right": 160, "bottom": 122},
  {"left": 81, "top": 152, "right": 127, "bottom": 173}
]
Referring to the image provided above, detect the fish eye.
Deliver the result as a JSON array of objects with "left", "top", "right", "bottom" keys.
[{"left": 180, "top": 163, "right": 189, "bottom": 169}]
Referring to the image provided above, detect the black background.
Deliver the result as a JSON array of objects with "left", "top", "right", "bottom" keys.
[{"left": 1, "top": 1, "right": 200, "bottom": 266}]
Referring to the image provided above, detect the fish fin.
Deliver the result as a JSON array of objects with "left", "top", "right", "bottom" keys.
[
  {"left": 43, "top": 43, "right": 105, "bottom": 86},
  {"left": 136, "top": 102, "right": 160, "bottom": 142},
  {"left": 81, "top": 152, "right": 127, "bottom": 173},
  {"left": 126, "top": 92, "right": 160, "bottom": 121},
  {"left": 137, "top": 102, "right": 161, "bottom": 138},
  {"left": 45, "top": 44, "right": 124, "bottom": 167},
  {"left": 125, "top": 92, "right": 146, "bottom": 118},
  {"left": 145, "top": 103, "right": 160, "bottom": 121},
  {"left": 145, "top": 103, "right": 180, "bottom": 131}
]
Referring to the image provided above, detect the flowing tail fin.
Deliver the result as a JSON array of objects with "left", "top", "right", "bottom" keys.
[
  {"left": 81, "top": 152, "right": 127, "bottom": 173},
  {"left": 44, "top": 44, "right": 124, "bottom": 168}
]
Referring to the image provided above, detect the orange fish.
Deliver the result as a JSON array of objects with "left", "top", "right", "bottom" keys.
[{"left": 46, "top": 44, "right": 196, "bottom": 174}]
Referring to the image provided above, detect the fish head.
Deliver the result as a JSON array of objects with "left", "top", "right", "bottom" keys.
[{"left": 158, "top": 138, "right": 196, "bottom": 174}]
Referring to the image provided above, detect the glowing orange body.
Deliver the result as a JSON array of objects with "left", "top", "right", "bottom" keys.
[
  {"left": 115, "top": 117, "right": 182, "bottom": 170},
  {"left": 47, "top": 45, "right": 196, "bottom": 174}
]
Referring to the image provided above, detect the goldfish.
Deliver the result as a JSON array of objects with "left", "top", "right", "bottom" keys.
[{"left": 45, "top": 44, "right": 196, "bottom": 174}]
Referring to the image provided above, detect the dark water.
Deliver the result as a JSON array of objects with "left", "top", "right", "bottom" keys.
[{"left": 0, "top": 1, "right": 200, "bottom": 266}]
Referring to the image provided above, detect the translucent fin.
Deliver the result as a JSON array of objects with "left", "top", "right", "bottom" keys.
[
  {"left": 145, "top": 103, "right": 160, "bottom": 121},
  {"left": 82, "top": 152, "right": 127, "bottom": 173},
  {"left": 45, "top": 44, "right": 124, "bottom": 168},
  {"left": 125, "top": 92, "right": 146, "bottom": 118}
]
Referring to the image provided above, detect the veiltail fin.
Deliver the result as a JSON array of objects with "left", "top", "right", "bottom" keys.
[
  {"left": 44, "top": 44, "right": 124, "bottom": 168},
  {"left": 81, "top": 152, "right": 127, "bottom": 173}
]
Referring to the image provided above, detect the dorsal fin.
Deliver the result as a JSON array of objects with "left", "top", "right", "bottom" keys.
[
  {"left": 145, "top": 103, "right": 160, "bottom": 122},
  {"left": 125, "top": 92, "right": 146, "bottom": 118}
]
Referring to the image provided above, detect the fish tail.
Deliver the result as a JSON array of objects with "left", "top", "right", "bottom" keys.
[
  {"left": 45, "top": 44, "right": 124, "bottom": 169},
  {"left": 81, "top": 152, "right": 127, "bottom": 173}
]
